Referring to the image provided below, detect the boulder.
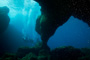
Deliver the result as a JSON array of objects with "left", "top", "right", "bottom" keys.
[{"left": 0, "top": 6, "right": 10, "bottom": 34}]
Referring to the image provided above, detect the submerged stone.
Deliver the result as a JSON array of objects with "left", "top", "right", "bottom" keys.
[{"left": 0, "top": 6, "right": 10, "bottom": 34}]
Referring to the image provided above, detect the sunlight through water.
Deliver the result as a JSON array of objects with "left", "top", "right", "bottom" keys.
[{"left": 0, "top": 0, "right": 41, "bottom": 42}]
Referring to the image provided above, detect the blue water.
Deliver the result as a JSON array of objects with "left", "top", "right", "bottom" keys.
[
  {"left": 0, "top": 0, "right": 90, "bottom": 52},
  {"left": 48, "top": 16, "right": 90, "bottom": 49},
  {"left": 0, "top": 0, "right": 41, "bottom": 40},
  {"left": 0, "top": 0, "right": 41, "bottom": 52}
]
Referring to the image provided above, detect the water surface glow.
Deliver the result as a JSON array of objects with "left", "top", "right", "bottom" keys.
[{"left": 0, "top": 0, "right": 41, "bottom": 41}]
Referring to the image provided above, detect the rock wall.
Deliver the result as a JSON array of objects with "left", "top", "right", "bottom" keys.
[{"left": 35, "top": 0, "right": 90, "bottom": 46}]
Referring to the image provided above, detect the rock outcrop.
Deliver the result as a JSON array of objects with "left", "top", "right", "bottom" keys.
[
  {"left": 0, "top": 6, "right": 10, "bottom": 34},
  {"left": 35, "top": 0, "right": 90, "bottom": 46},
  {"left": 1, "top": 46, "right": 90, "bottom": 60}
]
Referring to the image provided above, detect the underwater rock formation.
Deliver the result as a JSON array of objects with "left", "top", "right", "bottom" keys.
[
  {"left": 0, "top": 6, "right": 10, "bottom": 34},
  {"left": 16, "top": 46, "right": 50, "bottom": 58},
  {"left": 35, "top": 0, "right": 90, "bottom": 47},
  {"left": 16, "top": 47, "right": 40, "bottom": 58},
  {"left": 51, "top": 46, "right": 83, "bottom": 60},
  {"left": 21, "top": 53, "right": 37, "bottom": 60},
  {"left": 1, "top": 46, "right": 90, "bottom": 60},
  {"left": 0, "top": 53, "right": 17, "bottom": 60}
]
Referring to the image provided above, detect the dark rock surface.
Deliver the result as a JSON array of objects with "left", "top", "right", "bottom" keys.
[
  {"left": 0, "top": 6, "right": 10, "bottom": 34},
  {"left": 1, "top": 46, "right": 90, "bottom": 60},
  {"left": 35, "top": 0, "right": 90, "bottom": 46},
  {"left": 51, "top": 46, "right": 83, "bottom": 60},
  {"left": 16, "top": 47, "right": 40, "bottom": 58},
  {"left": 16, "top": 46, "right": 50, "bottom": 58}
]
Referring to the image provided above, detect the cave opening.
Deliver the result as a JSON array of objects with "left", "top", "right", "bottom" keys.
[
  {"left": 47, "top": 16, "right": 90, "bottom": 49},
  {"left": 0, "top": 0, "right": 42, "bottom": 52},
  {"left": 0, "top": 0, "right": 41, "bottom": 41}
]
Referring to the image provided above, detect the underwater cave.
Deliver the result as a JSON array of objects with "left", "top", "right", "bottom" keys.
[
  {"left": 0, "top": 0, "right": 90, "bottom": 60},
  {"left": 0, "top": 0, "right": 90, "bottom": 52}
]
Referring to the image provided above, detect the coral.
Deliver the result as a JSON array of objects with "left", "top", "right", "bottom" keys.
[{"left": 0, "top": 6, "right": 10, "bottom": 34}]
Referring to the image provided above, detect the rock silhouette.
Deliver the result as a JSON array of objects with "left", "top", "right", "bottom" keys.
[
  {"left": 35, "top": 0, "right": 90, "bottom": 46},
  {"left": 0, "top": 6, "right": 10, "bottom": 34}
]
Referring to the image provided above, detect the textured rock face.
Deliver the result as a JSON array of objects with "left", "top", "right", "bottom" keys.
[
  {"left": 35, "top": 0, "right": 90, "bottom": 45},
  {"left": 0, "top": 6, "right": 10, "bottom": 34}
]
